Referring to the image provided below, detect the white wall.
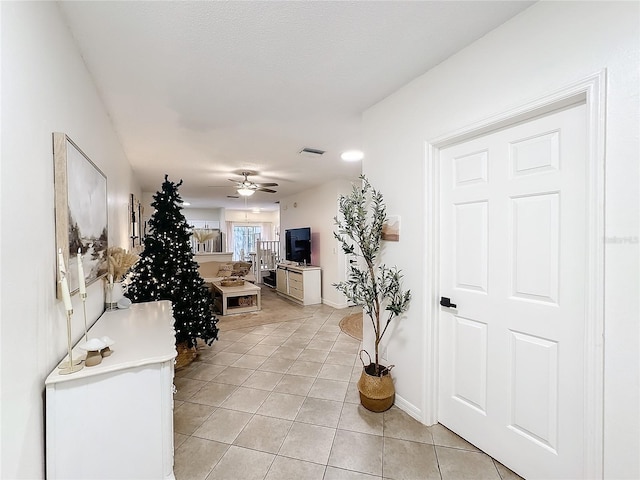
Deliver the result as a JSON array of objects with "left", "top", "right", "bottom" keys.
[
  {"left": 1, "top": 3, "right": 138, "bottom": 478},
  {"left": 363, "top": 2, "right": 639, "bottom": 478},
  {"left": 141, "top": 190, "right": 155, "bottom": 228},
  {"left": 279, "top": 179, "right": 355, "bottom": 308},
  {"left": 225, "top": 209, "right": 279, "bottom": 225},
  {"left": 182, "top": 207, "right": 224, "bottom": 227}
]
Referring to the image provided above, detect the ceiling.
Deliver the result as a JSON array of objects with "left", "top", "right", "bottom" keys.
[{"left": 59, "top": 1, "right": 534, "bottom": 211}]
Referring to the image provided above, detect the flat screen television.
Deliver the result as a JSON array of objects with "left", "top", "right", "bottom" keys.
[{"left": 285, "top": 227, "right": 311, "bottom": 265}]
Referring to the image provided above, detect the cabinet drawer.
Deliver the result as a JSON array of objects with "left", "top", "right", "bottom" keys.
[
  {"left": 288, "top": 272, "right": 303, "bottom": 288},
  {"left": 289, "top": 285, "right": 304, "bottom": 300}
]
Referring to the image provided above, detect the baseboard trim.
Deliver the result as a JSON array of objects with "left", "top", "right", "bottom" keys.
[
  {"left": 322, "top": 298, "right": 348, "bottom": 309},
  {"left": 394, "top": 394, "right": 426, "bottom": 424}
]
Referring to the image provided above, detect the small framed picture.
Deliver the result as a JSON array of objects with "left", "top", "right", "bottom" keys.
[{"left": 382, "top": 215, "right": 400, "bottom": 242}]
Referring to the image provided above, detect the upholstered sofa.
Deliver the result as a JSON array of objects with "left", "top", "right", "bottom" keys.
[{"left": 197, "top": 260, "right": 255, "bottom": 283}]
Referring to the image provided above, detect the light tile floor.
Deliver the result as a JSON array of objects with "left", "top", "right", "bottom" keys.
[{"left": 173, "top": 296, "right": 523, "bottom": 480}]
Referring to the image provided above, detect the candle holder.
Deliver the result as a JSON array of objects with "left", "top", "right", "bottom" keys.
[
  {"left": 59, "top": 310, "right": 83, "bottom": 375},
  {"left": 80, "top": 292, "right": 88, "bottom": 342}
]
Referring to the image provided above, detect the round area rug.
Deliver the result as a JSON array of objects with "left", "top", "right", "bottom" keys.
[{"left": 339, "top": 312, "right": 363, "bottom": 341}]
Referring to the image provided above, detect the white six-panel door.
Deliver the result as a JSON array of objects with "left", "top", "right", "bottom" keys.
[{"left": 439, "top": 104, "right": 587, "bottom": 479}]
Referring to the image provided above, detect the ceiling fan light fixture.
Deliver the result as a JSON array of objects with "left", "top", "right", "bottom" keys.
[
  {"left": 341, "top": 150, "right": 364, "bottom": 162},
  {"left": 237, "top": 187, "right": 255, "bottom": 196}
]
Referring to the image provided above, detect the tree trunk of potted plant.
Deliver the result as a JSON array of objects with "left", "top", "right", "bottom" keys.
[{"left": 333, "top": 176, "right": 411, "bottom": 412}]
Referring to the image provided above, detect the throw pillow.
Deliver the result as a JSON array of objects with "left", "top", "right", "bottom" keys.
[
  {"left": 233, "top": 261, "right": 252, "bottom": 276},
  {"left": 218, "top": 264, "right": 234, "bottom": 277}
]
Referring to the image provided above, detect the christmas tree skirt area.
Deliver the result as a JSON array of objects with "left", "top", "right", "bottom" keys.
[{"left": 175, "top": 342, "right": 199, "bottom": 369}]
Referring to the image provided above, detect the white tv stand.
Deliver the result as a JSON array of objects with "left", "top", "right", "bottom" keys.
[{"left": 276, "top": 263, "right": 321, "bottom": 305}]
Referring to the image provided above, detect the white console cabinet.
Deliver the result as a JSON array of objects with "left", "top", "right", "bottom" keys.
[
  {"left": 276, "top": 264, "right": 321, "bottom": 305},
  {"left": 45, "top": 301, "right": 177, "bottom": 480}
]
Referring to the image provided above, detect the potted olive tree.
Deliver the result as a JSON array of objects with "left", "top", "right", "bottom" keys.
[{"left": 333, "top": 175, "right": 411, "bottom": 412}]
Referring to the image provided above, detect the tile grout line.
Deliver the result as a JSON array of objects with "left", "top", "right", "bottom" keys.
[
  {"left": 433, "top": 440, "right": 444, "bottom": 480},
  {"left": 176, "top": 296, "right": 450, "bottom": 479}
]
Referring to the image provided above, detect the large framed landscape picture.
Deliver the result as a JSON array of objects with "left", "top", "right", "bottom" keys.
[{"left": 53, "top": 133, "right": 108, "bottom": 295}]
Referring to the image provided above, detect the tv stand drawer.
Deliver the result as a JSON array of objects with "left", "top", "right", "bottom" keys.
[
  {"left": 275, "top": 265, "right": 321, "bottom": 306},
  {"left": 289, "top": 271, "right": 303, "bottom": 288}
]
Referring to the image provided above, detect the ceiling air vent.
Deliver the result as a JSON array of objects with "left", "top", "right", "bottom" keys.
[{"left": 299, "top": 147, "right": 325, "bottom": 157}]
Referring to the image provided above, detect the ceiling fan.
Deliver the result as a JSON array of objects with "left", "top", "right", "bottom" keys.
[{"left": 227, "top": 171, "right": 278, "bottom": 197}]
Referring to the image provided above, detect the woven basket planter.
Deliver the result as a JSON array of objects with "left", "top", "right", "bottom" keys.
[
  {"left": 174, "top": 342, "right": 198, "bottom": 370},
  {"left": 356, "top": 351, "right": 395, "bottom": 412}
]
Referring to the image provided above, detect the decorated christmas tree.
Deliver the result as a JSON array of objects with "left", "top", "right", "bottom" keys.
[{"left": 127, "top": 175, "right": 218, "bottom": 347}]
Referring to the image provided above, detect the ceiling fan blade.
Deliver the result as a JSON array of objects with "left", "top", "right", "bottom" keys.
[
  {"left": 254, "top": 182, "right": 278, "bottom": 187},
  {"left": 257, "top": 188, "right": 277, "bottom": 193}
]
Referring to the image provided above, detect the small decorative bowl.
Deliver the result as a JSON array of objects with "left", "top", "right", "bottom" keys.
[{"left": 117, "top": 297, "right": 132, "bottom": 309}]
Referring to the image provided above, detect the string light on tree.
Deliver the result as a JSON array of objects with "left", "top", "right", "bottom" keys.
[{"left": 127, "top": 175, "right": 218, "bottom": 347}]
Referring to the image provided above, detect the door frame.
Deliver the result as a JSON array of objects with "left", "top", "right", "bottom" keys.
[{"left": 423, "top": 71, "right": 606, "bottom": 478}]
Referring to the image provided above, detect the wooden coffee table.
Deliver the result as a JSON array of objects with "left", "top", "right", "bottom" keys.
[{"left": 211, "top": 281, "right": 261, "bottom": 316}]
